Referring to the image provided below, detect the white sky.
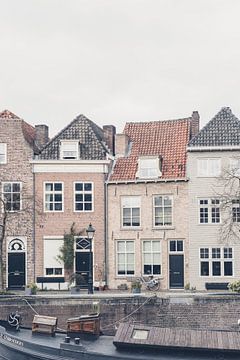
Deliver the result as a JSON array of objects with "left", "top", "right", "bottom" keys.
[{"left": 1, "top": 0, "right": 240, "bottom": 137}]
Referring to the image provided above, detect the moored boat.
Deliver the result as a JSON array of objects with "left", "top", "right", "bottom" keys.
[{"left": 0, "top": 312, "right": 240, "bottom": 360}]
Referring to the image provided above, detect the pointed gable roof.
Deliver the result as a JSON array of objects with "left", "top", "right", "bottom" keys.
[
  {"left": 0, "top": 109, "right": 37, "bottom": 149},
  {"left": 188, "top": 107, "right": 240, "bottom": 148},
  {"left": 110, "top": 116, "right": 192, "bottom": 181},
  {"left": 0, "top": 109, "right": 20, "bottom": 119},
  {"left": 38, "top": 114, "right": 110, "bottom": 160}
]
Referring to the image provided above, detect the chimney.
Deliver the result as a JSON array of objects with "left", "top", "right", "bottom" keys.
[
  {"left": 115, "top": 133, "right": 130, "bottom": 158},
  {"left": 103, "top": 125, "right": 116, "bottom": 155},
  {"left": 35, "top": 124, "right": 49, "bottom": 149},
  {"left": 190, "top": 111, "right": 200, "bottom": 139}
]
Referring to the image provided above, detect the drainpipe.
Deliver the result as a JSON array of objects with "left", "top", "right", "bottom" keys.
[
  {"left": 104, "top": 179, "right": 108, "bottom": 286},
  {"left": 33, "top": 171, "right": 36, "bottom": 282}
]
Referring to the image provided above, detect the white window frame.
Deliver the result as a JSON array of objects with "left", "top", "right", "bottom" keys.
[
  {"left": 74, "top": 182, "right": 94, "bottom": 212},
  {"left": 60, "top": 140, "right": 79, "bottom": 160},
  {"left": 121, "top": 196, "right": 141, "bottom": 228},
  {"left": 197, "top": 158, "right": 221, "bottom": 177},
  {"left": 142, "top": 240, "right": 161, "bottom": 275},
  {"left": 199, "top": 247, "right": 234, "bottom": 277},
  {"left": 232, "top": 199, "right": 240, "bottom": 222},
  {"left": 169, "top": 240, "right": 184, "bottom": 253},
  {"left": 44, "top": 182, "right": 64, "bottom": 212},
  {"left": 0, "top": 143, "right": 7, "bottom": 164},
  {"left": 136, "top": 156, "right": 161, "bottom": 179},
  {"left": 199, "top": 198, "right": 221, "bottom": 224},
  {"left": 153, "top": 195, "right": 173, "bottom": 227},
  {"left": 2, "top": 182, "right": 22, "bottom": 212},
  {"left": 116, "top": 240, "right": 135, "bottom": 276}
]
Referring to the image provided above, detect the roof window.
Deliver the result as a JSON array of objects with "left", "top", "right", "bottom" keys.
[
  {"left": 60, "top": 140, "right": 79, "bottom": 160},
  {"left": 136, "top": 156, "right": 162, "bottom": 179}
]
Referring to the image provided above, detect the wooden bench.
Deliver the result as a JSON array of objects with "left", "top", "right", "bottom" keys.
[
  {"left": 36, "top": 276, "right": 65, "bottom": 290},
  {"left": 32, "top": 315, "right": 58, "bottom": 336},
  {"left": 205, "top": 282, "right": 229, "bottom": 290}
]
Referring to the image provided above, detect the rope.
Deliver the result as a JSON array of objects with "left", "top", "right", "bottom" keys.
[
  {"left": 21, "top": 298, "right": 39, "bottom": 315},
  {"left": 101, "top": 294, "right": 156, "bottom": 330}
]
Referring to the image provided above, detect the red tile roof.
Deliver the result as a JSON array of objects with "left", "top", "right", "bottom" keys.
[{"left": 110, "top": 118, "right": 191, "bottom": 181}]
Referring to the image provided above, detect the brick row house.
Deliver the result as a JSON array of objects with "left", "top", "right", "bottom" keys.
[
  {"left": 32, "top": 115, "right": 115, "bottom": 289},
  {"left": 2, "top": 106, "right": 240, "bottom": 292},
  {"left": 0, "top": 110, "right": 48, "bottom": 289},
  {"left": 107, "top": 112, "right": 199, "bottom": 290},
  {"left": 188, "top": 107, "right": 240, "bottom": 290}
]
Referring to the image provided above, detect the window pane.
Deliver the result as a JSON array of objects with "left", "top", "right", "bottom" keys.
[
  {"left": 177, "top": 241, "right": 183, "bottom": 252},
  {"left": 75, "top": 183, "right": 83, "bottom": 191},
  {"left": 154, "top": 197, "right": 162, "bottom": 206},
  {"left": 212, "top": 261, "right": 221, "bottom": 276},
  {"left": 45, "top": 183, "right": 53, "bottom": 191},
  {"left": 13, "top": 183, "right": 20, "bottom": 192},
  {"left": 84, "top": 183, "right": 92, "bottom": 191},
  {"left": 117, "top": 241, "right": 125, "bottom": 252},
  {"left": 170, "top": 241, "right": 176, "bottom": 252},
  {"left": 224, "top": 262, "right": 233, "bottom": 276},
  {"left": 84, "top": 203, "right": 92, "bottom": 211},
  {"left": 143, "top": 241, "right": 151, "bottom": 251},
  {"left": 54, "top": 183, "right": 62, "bottom": 191},
  {"left": 152, "top": 241, "right": 160, "bottom": 251},
  {"left": 201, "top": 262, "right": 209, "bottom": 276},
  {"left": 153, "top": 265, "right": 161, "bottom": 274},
  {"left": 126, "top": 241, "right": 134, "bottom": 252}
]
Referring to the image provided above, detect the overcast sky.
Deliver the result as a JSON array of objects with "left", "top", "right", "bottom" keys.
[{"left": 1, "top": 0, "right": 240, "bottom": 137}]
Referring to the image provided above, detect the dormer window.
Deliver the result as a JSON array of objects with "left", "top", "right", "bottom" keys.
[
  {"left": 136, "top": 156, "right": 161, "bottom": 179},
  {"left": 60, "top": 141, "right": 79, "bottom": 160}
]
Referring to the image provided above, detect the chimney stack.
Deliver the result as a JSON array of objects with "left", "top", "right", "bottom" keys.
[
  {"left": 103, "top": 125, "right": 116, "bottom": 155},
  {"left": 35, "top": 124, "right": 49, "bottom": 149},
  {"left": 115, "top": 133, "right": 130, "bottom": 158},
  {"left": 190, "top": 111, "right": 200, "bottom": 139}
]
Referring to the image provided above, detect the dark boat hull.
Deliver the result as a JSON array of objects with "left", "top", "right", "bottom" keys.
[{"left": 1, "top": 324, "right": 240, "bottom": 360}]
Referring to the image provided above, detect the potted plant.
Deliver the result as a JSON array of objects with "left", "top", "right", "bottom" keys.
[
  {"left": 131, "top": 279, "right": 142, "bottom": 294},
  {"left": 25, "top": 283, "right": 38, "bottom": 295}
]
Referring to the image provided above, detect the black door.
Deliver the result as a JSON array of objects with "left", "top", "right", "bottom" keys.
[
  {"left": 75, "top": 252, "right": 92, "bottom": 288},
  {"left": 169, "top": 255, "right": 184, "bottom": 288},
  {"left": 8, "top": 253, "right": 25, "bottom": 289}
]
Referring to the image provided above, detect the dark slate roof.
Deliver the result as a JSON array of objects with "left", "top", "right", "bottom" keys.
[
  {"left": 188, "top": 107, "right": 240, "bottom": 147},
  {"left": 38, "top": 114, "right": 110, "bottom": 160}
]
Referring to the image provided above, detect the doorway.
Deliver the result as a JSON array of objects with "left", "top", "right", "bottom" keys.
[
  {"left": 7, "top": 238, "right": 26, "bottom": 289},
  {"left": 169, "top": 240, "right": 184, "bottom": 289}
]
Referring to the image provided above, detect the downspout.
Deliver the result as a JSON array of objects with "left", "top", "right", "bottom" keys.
[
  {"left": 33, "top": 171, "right": 36, "bottom": 282},
  {"left": 104, "top": 179, "right": 108, "bottom": 286}
]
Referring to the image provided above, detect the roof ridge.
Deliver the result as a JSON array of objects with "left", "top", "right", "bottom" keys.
[{"left": 0, "top": 109, "right": 21, "bottom": 119}]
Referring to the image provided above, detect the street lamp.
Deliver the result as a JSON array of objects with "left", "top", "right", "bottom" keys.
[{"left": 86, "top": 223, "right": 95, "bottom": 294}]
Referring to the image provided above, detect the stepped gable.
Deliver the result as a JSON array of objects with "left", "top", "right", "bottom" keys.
[
  {"left": 38, "top": 114, "right": 109, "bottom": 160},
  {"left": 110, "top": 117, "right": 191, "bottom": 181},
  {"left": 188, "top": 107, "right": 240, "bottom": 147},
  {"left": 0, "top": 109, "right": 36, "bottom": 148}
]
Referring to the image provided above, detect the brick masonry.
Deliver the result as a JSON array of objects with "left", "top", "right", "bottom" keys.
[{"left": 0, "top": 294, "right": 239, "bottom": 335}]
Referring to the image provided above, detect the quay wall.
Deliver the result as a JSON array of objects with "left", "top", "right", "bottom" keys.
[{"left": 0, "top": 294, "right": 240, "bottom": 335}]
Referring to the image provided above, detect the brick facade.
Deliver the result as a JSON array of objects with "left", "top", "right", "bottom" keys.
[{"left": 0, "top": 115, "right": 36, "bottom": 288}]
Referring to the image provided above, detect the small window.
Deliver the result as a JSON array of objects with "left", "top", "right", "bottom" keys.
[
  {"left": 60, "top": 141, "right": 79, "bottom": 159},
  {"left": 154, "top": 195, "right": 172, "bottom": 226},
  {"left": 116, "top": 240, "right": 135, "bottom": 276},
  {"left": 136, "top": 157, "right": 161, "bottom": 179},
  {"left": 74, "top": 182, "right": 93, "bottom": 212},
  {"left": 169, "top": 240, "right": 183, "bottom": 253},
  {"left": 122, "top": 196, "right": 140, "bottom": 227},
  {"left": 2, "top": 182, "right": 21, "bottom": 211},
  {"left": 132, "top": 329, "right": 149, "bottom": 340},
  {"left": 197, "top": 158, "right": 221, "bottom": 177},
  {"left": 44, "top": 182, "right": 63, "bottom": 212},
  {"left": 0, "top": 143, "right": 7, "bottom": 164}
]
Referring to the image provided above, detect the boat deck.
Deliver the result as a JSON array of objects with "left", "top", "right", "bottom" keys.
[
  {"left": 114, "top": 323, "right": 240, "bottom": 353},
  {"left": 1, "top": 324, "right": 240, "bottom": 360}
]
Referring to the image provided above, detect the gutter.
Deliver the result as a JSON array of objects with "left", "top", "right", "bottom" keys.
[
  {"left": 187, "top": 145, "right": 240, "bottom": 152},
  {"left": 106, "top": 177, "right": 188, "bottom": 185}
]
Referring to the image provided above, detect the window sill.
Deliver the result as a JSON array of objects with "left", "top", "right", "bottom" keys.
[
  {"left": 153, "top": 226, "right": 175, "bottom": 230},
  {"left": 121, "top": 227, "right": 142, "bottom": 231}
]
